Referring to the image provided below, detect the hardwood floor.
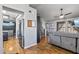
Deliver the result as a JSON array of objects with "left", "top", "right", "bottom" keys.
[
  {"left": 24, "top": 36, "right": 72, "bottom": 54},
  {"left": 4, "top": 37, "right": 24, "bottom": 54},
  {"left": 4, "top": 36, "right": 73, "bottom": 54}
]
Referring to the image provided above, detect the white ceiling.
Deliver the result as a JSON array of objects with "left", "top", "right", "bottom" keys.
[
  {"left": 3, "top": 6, "right": 24, "bottom": 21},
  {"left": 30, "top": 4, "right": 79, "bottom": 21}
]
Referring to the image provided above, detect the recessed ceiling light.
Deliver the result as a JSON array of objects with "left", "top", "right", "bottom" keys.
[
  {"left": 2, "top": 10, "right": 6, "bottom": 14},
  {"left": 3, "top": 15, "right": 9, "bottom": 19}
]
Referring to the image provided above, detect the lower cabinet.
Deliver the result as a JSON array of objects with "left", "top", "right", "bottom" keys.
[
  {"left": 48, "top": 34, "right": 61, "bottom": 46},
  {"left": 77, "top": 39, "right": 79, "bottom": 53},
  {"left": 48, "top": 33, "right": 77, "bottom": 52},
  {"left": 52, "top": 36, "right": 61, "bottom": 46},
  {"left": 61, "top": 37, "right": 76, "bottom": 52},
  {"left": 48, "top": 34, "right": 53, "bottom": 43}
]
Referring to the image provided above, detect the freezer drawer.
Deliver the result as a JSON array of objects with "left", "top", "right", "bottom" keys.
[{"left": 61, "top": 37, "right": 76, "bottom": 52}]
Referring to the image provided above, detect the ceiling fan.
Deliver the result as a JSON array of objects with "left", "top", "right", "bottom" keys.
[{"left": 55, "top": 8, "right": 72, "bottom": 19}]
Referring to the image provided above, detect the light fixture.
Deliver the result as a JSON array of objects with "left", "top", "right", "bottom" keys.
[
  {"left": 2, "top": 10, "right": 7, "bottom": 14},
  {"left": 3, "top": 15, "right": 9, "bottom": 19},
  {"left": 59, "top": 15, "right": 64, "bottom": 18},
  {"left": 59, "top": 8, "right": 64, "bottom": 19}
]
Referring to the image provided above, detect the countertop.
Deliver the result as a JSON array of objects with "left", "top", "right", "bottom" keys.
[{"left": 48, "top": 31, "right": 79, "bottom": 38}]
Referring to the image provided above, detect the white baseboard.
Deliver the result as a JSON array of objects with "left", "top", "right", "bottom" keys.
[{"left": 24, "top": 43, "right": 37, "bottom": 49}]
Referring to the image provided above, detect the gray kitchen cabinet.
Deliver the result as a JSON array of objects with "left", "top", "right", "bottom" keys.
[
  {"left": 48, "top": 34, "right": 53, "bottom": 43},
  {"left": 61, "top": 37, "right": 76, "bottom": 52},
  {"left": 48, "top": 33, "right": 61, "bottom": 46},
  {"left": 51, "top": 35, "right": 61, "bottom": 46},
  {"left": 48, "top": 36, "right": 51, "bottom": 43},
  {"left": 77, "top": 39, "right": 79, "bottom": 53}
]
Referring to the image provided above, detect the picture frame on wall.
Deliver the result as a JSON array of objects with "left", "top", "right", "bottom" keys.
[
  {"left": 27, "top": 20, "right": 36, "bottom": 27},
  {"left": 28, "top": 20, "right": 32, "bottom": 27}
]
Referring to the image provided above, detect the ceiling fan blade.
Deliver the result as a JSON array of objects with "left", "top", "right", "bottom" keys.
[{"left": 65, "top": 12, "right": 72, "bottom": 15}]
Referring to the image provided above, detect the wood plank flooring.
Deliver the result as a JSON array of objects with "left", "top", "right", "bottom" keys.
[
  {"left": 4, "top": 37, "right": 24, "bottom": 54},
  {"left": 4, "top": 36, "right": 73, "bottom": 54},
  {"left": 24, "top": 36, "right": 72, "bottom": 54}
]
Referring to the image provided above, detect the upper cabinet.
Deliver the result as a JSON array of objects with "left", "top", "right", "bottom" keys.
[{"left": 46, "top": 22, "right": 57, "bottom": 32}]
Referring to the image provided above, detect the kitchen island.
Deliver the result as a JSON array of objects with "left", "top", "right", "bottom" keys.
[{"left": 48, "top": 31, "right": 79, "bottom": 53}]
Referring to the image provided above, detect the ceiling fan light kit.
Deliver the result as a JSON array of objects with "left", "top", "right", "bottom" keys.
[
  {"left": 55, "top": 8, "right": 72, "bottom": 19},
  {"left": 59, "top": 15, "right": 64, "bottom": 18}
]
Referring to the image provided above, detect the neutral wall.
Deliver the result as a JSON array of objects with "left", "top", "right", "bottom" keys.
[
  {"left": 0, "top": 5, "right": 3, "bottom": 54},
  {"left": 24, "top": 7, "right": 37, "bottom": 48},
  {"left": 40, "top": 18, "right": 45, "bottom": 29}
]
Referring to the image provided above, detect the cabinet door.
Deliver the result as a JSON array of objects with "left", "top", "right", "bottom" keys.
[
  {"left": 48, "top": 34, "right": 53, "bottom": 43},
  {"left": 48, "top": 36, "right": 51, "bottom": 43},
  {"left": 61, "top": 37, "right": 76, "bottom": 52},
  {"left": 51, "top": 36, "right": 61, "bottom": 46},
  {"left": 77, "top": 39, "right": 79, "bottom": 53}
]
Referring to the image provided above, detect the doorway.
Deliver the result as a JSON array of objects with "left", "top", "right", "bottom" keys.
[
  {"left": 2, "top": 6, "right": 24, "bottom": 54},
  {"left": 18, "top": 19, "right": 24, "bottom": 48}
]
